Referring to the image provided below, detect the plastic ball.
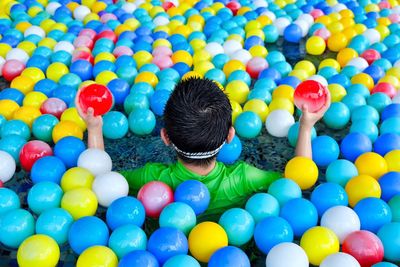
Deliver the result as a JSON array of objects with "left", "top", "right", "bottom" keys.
[
  {"left": 2, "top": 60, "right": 25, "bottom": 82},
  {"left": 53, "top": 136, "right": 86, "bottom": 169},
  {"left": 320, "top": 253, "right": 361, "bottom": 267},
  {"left": 267, "top": 178, "right": 302, "bottom": 206},
  {"left": 40, "top": 98, "right": 67, "bottom": 119},
  {"left": 46, "top": 62, "right": 69, "bottom": 83},
  {"left": 243, "top": 99, "right": 269, "bottom": 122},
  {"left": 354, "top": 197, "right": 391, "bottom": 234},
  {"left": 377, "top": 222, "right": 400, "bottom": 262},
  {"left": 345, "top": 175, "right": 381, "bottom": 207},
  {"left": 311, "top": 136, "right": 340, "bottom": 167},
  {"left": 265, "top": 109, "right": 295, "bottom": 138},
  {"left": 300, "top": 226, "right": 340, "bottom": 266},
  {"left": 350, "top": 119, "right": 379, "bottom": 142},
  {"left": 60, "top": 188, "right": 98, "bottom": 220},
  {"left": 284, "top": 156, "right": 318, "bottom": 190},
  {"left": 374, "top": 133, "right": 400, "bottom": 156},
  {"left": 78, "top": 83, "right": 113, "bottom": 116},
  {"left": 108, "top": 224, "right": 147, "bottom": 259},
  {"left": 294, "top": 80, "right": 329, "bottom": 112},
  {"left": 323, "top": 102, "right": 350, "bottom": 129},
  {"left": 32, "top": 114, "right": 59, "bottom": 142},
  {"left": 287, "top": 122, "right": 317, "bottom": 147},
  {"left": 381, "top": 117, "right": 400, "bottom": 135},
  {"left": 209, "top": 246, "right": 250, "bottom": 267},
  {"left": 342, "top": 231, "right": 384, "bottom": 267},
  {"left": 0, "top": 208, "right": 35, "bottom": 248},
  {"left": 159, "top": 202, "right": 196, "bottom": 235},
  {"left": 245, "top": 193, "right": 279, "bottom": 224},
  {"left": 106, "top": 196, "right": 145, "bottom": 230},
  {"left": 61, "top": 167, "right": 93, "bottom": 192},
  {"left": 0, "top": 188, "right": 20, "bottom": 216},
  {"left": 351, "top": 105, "right": 379, "bottom": 125},
  {"left": 311, "top": 182, "right": 349, "bottom": 217},
  {"left": 306, "top": 36, "right": 326, "bottom": 55},
  {"left": 92, "top": 171, "right": 129, "bottom": 207},
  {"left": 225, "top": 80, "right": 249, "bottom": 104},
  {"left": 76, "top": 246, "right": 118, "bottom": 267},
  {"left": 128, "top": 108, "right": 156, "bottom": 135},
  {"left": 150, "top": 89, "right": 170, "bottom": 116},
  {"left": 326, "top": 159, "right": 358, "bottom": 187},
  {"left": 367, "top": 93, "right": 392, "bottom": 113},
  {"left": 19, "top": 140, "right": 52, "bottom": 172},
  {"left": 60, "top": 108, "right": 86, "bottom": 131},
  {"left": 234, "top": 111, "right": 262, "bottom": 139},
  {"left": 35, "top": 208, "right": 73, "bottom": 245},
  {"left": 101, "top": 111, "right": 129, "bottom": 139},
  {"left": 217, "top": 135, "right": 242, "bottom": 164},
  {"left": 340, "top": 133, "right": 372, "bottom": 162},
  {"left": 52, "top": 121, "right": 83, "bottom": 143},
  {"left": 219, "top": 208, "right": 254, "bottom": 246},
  {"left": 284, "top": 24, "right": 302, "bottom": 43},
  {"left": 355, "top": 152, "right": 388, "bottom": 179},
  {"left": 0, "top": 150, "right": 16, "bottom": 183},
  {"left": 77, "top": 148, "right": 112, "bottom": 176},
  {"left": 17, "top": 234, "right": 60, "bottom": 267},
  {"left": 31, "top": 156, "right": 66, "bottom": 184},
  {"left": 265, "top": 242, "right": 308, "bottom": 267},
  {"left": 137, "top": 181, "right": 174, "bottom": 218},
  {"left": 119, "top": 250, "right": 159, "bottom": 267},
  {"left": 163, "top": 255, "right": 199, "bottom": 267}
]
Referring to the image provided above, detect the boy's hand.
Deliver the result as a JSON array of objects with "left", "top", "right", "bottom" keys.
[
  {"left": 299, "top": 90, "right": 331, "bottom": 128},
  {"left": 75, "top": 89, "right": 103, "bottom": 131}
]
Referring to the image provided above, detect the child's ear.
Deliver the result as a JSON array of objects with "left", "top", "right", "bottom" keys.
[
  {"left": 160, "top": 128, "right": 171, "bottom": 146},
  {"left": 226, "top": 126, "right": 235, "bottom": 144}
]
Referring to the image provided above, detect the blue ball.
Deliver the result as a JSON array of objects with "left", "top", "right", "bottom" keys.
[
  {"left": 52, "top": 85, "right": 76, "bottom": 106},
  {"left": 163, "top": 255, "right": 200, "bottom": 267},
  {"left": 106, "top": 196, "right": 145, "bottom": 230},
  {"left": 253, "top": 78, "right": 277, "bottom": 92},
  {"left": 277, "top": 76, "right": 301, "bottom": 88},
  {"left": 374, "top": 133, "right": 400, "bottom": 156},
  {"left": 34, "top": 79, "right": 58, "bottom": 97},
  {"left": 234, "top": 111, "right": 262, "bottom": 139},
  {"left": 219, "top": 208, "right": 255, "bottom": 246},
  {"left": 0, "top": 188, "right": 20, "bottom": 216},
  {"left": 372, "top": 262, "right": 398, "bottom": 267},
  {"left": 244, "top": 35, "right": 263, "bottom": 49},
  {"left": 379, "top": 172, "right": 400, "bottom": 202},
  {"left": 381, "top": 103, "right": 400, "bottom": 121},
  {"left": 266, "top": 51, "right": 285, "bottom": 66},
  {"left": 128, "top": 108, "right": 156, "bottom": 135},
  {"left": 147, "top": 227, "right": 188, "bottom": 265},
  {"left": 174, "top": 180, "right": 210, "bottom": 215},
  {"left": 0, "top": 119, "right": 30, "bottom": 140},
  {"left": 31, "top": 156, "right": 66, "bottom": 184},
  {"left": 0, "top": 135, "right": 26, "bottom": 163},
  {"left": 227, "top": 70, "right": 251, "bottom": 86},
  {"left": 93, "top": 60, "right": 116, "bottom": 77},
  {"left": 364, "top": 65, "right": 385, "bottom": 84},
  {"left": 267, "top": 178, "right": 302, "bottom": 206},
  {"left": 346, "top": 84, "right": 370, "bottom": 98},
  {"left": 54, "top": 136, "right": 86, "bottom": 168},
  {"left": 124, "top": 93, "right": 150, "bottom": 114},
  {"left": 310, "top": 182, "right": 348, "bottom": 217},
  {"left": 350, "top": 119, "right": 379, "bottom": 142},
  {"left": 35, "top": 208, "right": 73, "bottom": 245},
  {"left": 157, "top": 68, "right": 180, "bottom": 83},
  {"left": 102, "top": 111, "right": 129, "bottom": 139},
  {"left": 381, "top": 117, "right": 400, "bottom": 135},
  {"left": 245, "top": 193, "right": 280, "bottom": 223},
  {"left": 217, "top": 135, "right": 242, "bottom": 164},
  {"left": 287, "top": 122, "right": 317, "bottom": 147},
  {"left": 32, "top": 114, "right": 59, "bottom": 142},
  {"left": 342, "top": 93, "right": 367, "bottom": 111},
  {"left": 108, "top": 224, "right": 147, "bottom": 259},
  {"left": 27, "top": 181, "right": 63, "bottom": 215},
  {"left": 355, "top": 197, "right": 392, "bottom": 233},
  {"left": 26, "top": 55, "right": 50, "bottom": 72},
  {"left": 209, "top": 246, "right": 250, "bottom": 267},
  {"left": 0, "top": 209, "right": 35, "bottom": 248},
  {"left": 323, "top": 102, "right": 350, "bottom": 129},
  {"left": 68, "top": 216, "right": 109, "bottom": 255},
  {"left": 340, "top": 132, "right": 372, "bottom": 162},
  {"left": 311, "top": 135, "right": 340, "bottom": 167},
  {"left": 351, "top": 105, "right": 380, "bottom": 124},
  {"left": 119, "top": 250, "right": 159, "bottom": 267},
  {"left": 159, "top": 202, "right": 196, "bottom": 235},
  {"left": 258, "top": 68, "right": 281, "bottom": 81},
  {"left": 318, "top": 67, "right": 338, "bottom": 79},
  {"left": 254, "top": 216, "right": 294, "bottom": 254},
  {"left": 378, "top": 222, "right": 400, "bottom": 262},
  {"left": 59, "top": 73, "right": 81, "bottom": 90},
  {"left": 247, "top": 87, "right": 272, "bottom": 104},
  {"left": 0, "top": 88, "right": 24, "bottom": 105},
  {"left": 367, "top": 92, "right": 392, "bottom": 113},
  {"left": 283, "top": 24, "right": 302, "bottom": 43},
  {"left": 150, "top": 89, "right": 170, "bottom": 116},
  {"left": 326, "top": 159, "right": 358, "bottom": 187},
  {"left": 263, "top": 25, "right": 279, "bottom": 43},
  {"left": 280, "top": 198, "right": 318, "bottom": 237},
  {"left": 271, "top": 61, "right": 292, "bottom": 77}
]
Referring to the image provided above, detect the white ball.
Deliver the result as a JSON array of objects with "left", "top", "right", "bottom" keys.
[
  {"left": 92, "top": 171, "right": 129, "bottom": 207},
  {"left": 362, "top": 29, "right": 380, "bottom": 45},
  {"left": 253, "top": 0, "right": 268, "bottom": 8},
  {"left": 0, "top": 56, "right": 5, "bottom": 75},
  {"left": 230, "top": 49, "right": 252, "bottom": 64},
  {"left": 320, "top": 252, "right": 361, "bottom": 267},
  {"left": 0, "top": 151, "right": 16, "bottom": 183},
  {"left": 274, "top": 17, "right": 291, "bottom": 36},
  {"left": 308, "top": 75, "right": 328, "bottom": 87},
  {"left": 261, "top": 11, "right": 276, "bottom": 22},
  {"left": 121, "top": 2, "right": 137, "bottom": 13},
  {"left": 46, "top": 2, "right": 61, "bottom": 16},
  {"left": 24, "top": 26, "right": 45, "bottom": 38},
  {"left": 6, "top": 48, "right": 29, "bottom": 64},
  {"left": 223, "top": 40, "right": 242, "bottom": 56},
  {"left": 73, "top": 5, "right": 91, "bottom": 21},
  {"left": 204, "top": 42, "right": 224, "bottom": 57},
  {"left": 54, "top": 41, "right": 75, "bottom": 54},
  {"left": 297, "top": 14, "right": 314, "bottom": 26},
  {"left": 153, "top": 16, "right": 169, "bottom": 26},
  {"left": 266, "top": 242, "right": 309, "bottom": 267},
  {"left": 77, "top": 149, "right": 112, "bottom": 176},
  {"left": 332, "top": 3, "right": 347, "bottom": 12},
  {"left": 393, "top": 92, "right": 400, "bottom": 103},
  {"left": 265, "top": 110, "right": 295, "bottom": 138},
  {"left": 346, "top": 57, "right": 369, "bottom": 71},
  {"left": 294, "top": 20, "right": 309, "bottom": 37},
  {"left": 320, "top": 206, "right": 360, "bottom": 244}
]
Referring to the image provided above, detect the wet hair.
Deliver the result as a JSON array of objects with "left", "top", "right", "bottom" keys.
[{"left": 164, "top": 77, "right": 232, "bottom": 166}]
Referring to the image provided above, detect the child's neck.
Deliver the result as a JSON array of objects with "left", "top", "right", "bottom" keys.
[{"left": 180, "top": 160, "right": 216, "bottom": 176}]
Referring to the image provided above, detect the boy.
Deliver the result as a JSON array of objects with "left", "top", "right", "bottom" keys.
[{"left": 76, "top": 77, "right": 330, "bottom": 215}]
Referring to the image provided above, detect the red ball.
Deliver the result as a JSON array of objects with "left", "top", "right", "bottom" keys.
[
  {"left": 19, "top": 140, "right": 53, "bottom": 172},
  {"left": 94, "top": 30, "right": 117, "bottom": 43},
  {"left": 162, "top": 1, "right": 175, "bottom": 11},
  {"left": 294, "top": 80, "right": 329, "bottom": 113},
  {"left": 361, "top": 49, "right": 381, "bottom": 65},
  {"left": 73, "top": 36, "right": 94, "bottom": 50},
  {"left": 78, "top": 83, "right": 113, "bottom": 116},
  {"left": 246, "top": 57, "right": 268, "bottom": 79},
  {"left": 371, "top": 82, "right": 396, "bottom": 98},
  {"left": 226, "top": 1, "right": 241, "bottom": 15},
  {"left": 137, "top": 181, "right": 174, "bottom": 218},
  {"left": 342, "top": 230, "right": 384, "bottom": 267},
  {"left": 40, "top": 98, "right": 67, "bottom": 119},
  {"left": 2, "top": 60, "right": 25, "bottom": 82},
  {"left": 0, "top": 180, "right": 3, "bottom": 188},
  {"left": 72, "top": 50, "right": 94, "bottom": 64}
]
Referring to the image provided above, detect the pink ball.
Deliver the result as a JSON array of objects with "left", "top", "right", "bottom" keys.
[
  {"left": 40, "top": 98, "right": 68, "bottom": 119},
  {"left": 2, "top": 60, "right": 25, "bottom": 82},
  {"left": 72, "top": 50, "right": 94, "bottom": 64},
  {"left": 73, "top": 36, "right": 94, "bottom": 50},
  {"left": 79, "top": 29, "right": 96, "bottom": 40},
  {"left": 389, "top": 14, "right": 400, "bottom": 23},
  {"left": 246, "top": 57, "right": 268, "bottom": 79},
  {"left": 310, "top": 9, "right": 324, "bottom": 19},
  {"left": 137, "top": 181, "right": 174, "bottom": 218},
  {"left": 378, "top": 1, "right": 391, "bottom": 9},
  {"left": 113, "top": 46, "right": 134, "bottom": 57},
  {"left": 294, "top": 80, "right": 329, "bottom": 113},
  {"left": 361, "top": 49, "right": 381, "bottom": 65},
  {"left": 342, "top": 230, "right": 384, "bottom": 267},
  {"left": 371, "top": 82, "right": 396, "bottom": 98},
  {"left": 314, "top": 28, "right": 331, "bottom": 41},
  {"left": 152, "top": 46, "right": 173, "bottom": 57},
  {"left": 152, "top": 55, "right": 173, "bottom": 70},
  {"left": 100, "top": 13, "right": 118, "bottom": 23}
]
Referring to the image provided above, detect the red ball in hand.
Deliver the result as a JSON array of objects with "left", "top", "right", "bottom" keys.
[
  {"left": 294, "top": 80, "right": 329, "bottom": 113},
  {"left": 137, "top": 181, "right": 174, "bottom": 218},
  {"left": 78, "top": 83, "right": 113, "bottom": 116},
  {"left": 19, "top": 140, "right": 53, "bottom": 172}
]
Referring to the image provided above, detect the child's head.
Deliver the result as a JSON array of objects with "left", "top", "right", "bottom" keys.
[{"left": 162, "top": 77, "right": 234, "bottom": 166}]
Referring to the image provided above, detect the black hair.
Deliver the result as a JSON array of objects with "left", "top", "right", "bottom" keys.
[{"left": 164, "top": 77, "right": 232, "bottom": 166}]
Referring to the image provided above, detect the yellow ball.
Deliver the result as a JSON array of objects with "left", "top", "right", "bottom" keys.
[
  {"left": 340, "top": 9, "right": 354, "bottom": 18},
  {"left": 13, "top": 106, "right": 41, "bottom": 128},
  {"left": 365, "top": 3, "right": 379, "bottom": 12},
  {"left": 193, "top": 50, "right": 211, "bottom": 64},
  {"left": 190, "top": 39, "right": 206, "bottom": 51},
  {"left": 28, "top": 6, "right": 43, "bottom": 17},
  {"left": 327, "top": 33, "right": 348, "bottom": 52},
  {"left": 294, "top": 60, "right": 316, "bottom": 76},
  {"left": 231, "top": 100, "right": 242, "bottom": 124},
  {"left": 300, "top": 227, "right": 339, "bottom": 266},
  {"left": 377, "top": 17, "right": 391, "bottom": 26},
  {"left": 95, "top": 52, "right": 115, "bottom": 64},
  {"left": 284, "top": 156, "right": 319, "bottom": 190},
  {"left": 237, "top": 6, "right": 251, "bottom": 16},
  {"left": 60, "top": 108, "right": 87, "bottom": 131},
  {"left": 315, "top": 15, "right": 332, "bottom": 26},
  {"left": 345, "top": 175, "right": 381, "bottom": 207},
  {"left": 133, "top": 51, "right": 153, "bottom": 69},
  {"left": 50, "top": 23, "right": 68, "bottom": 33},
  {"left": 225, "top": 80, "right": 250, "bottom": 104},
  {"left": 23, "top": 92, "right": 48, "bottom": 108},
  {"left": 328, "top": 83, "right": 347, "bottom": 102},
  {"left": 194, "top": 61, "right": 215, "bottom": 76},
  {"left": 46, "top": 62, "right": 69, "bottom": 82},
  {"left": 15, "top": 21, "right": 31, "bottom": 33},
  {"left": 77, "top": 246, "right": 118, "bottom": 267},
  {"left": 340, "top": 17, "right": 355, "bottom": 29},
  {"left": 305, "top": 36, "right": 326, "bottom": 55},
  {"left": 0, "top": 43, "right": 11, "bottom": 58},
  {"left": 327, "top": 21, "right": 344, "bottom": 34},
  {"left": 355, "top": 152, "right": 388, "bottom": 179},
  {"left": 173, "top": 25, "right": 192, "bottom": 38},
  {"left": 95, "top": 71, "right": 118, "bottom": 85},
  {"left": 223, "top": 60, "right": 246, "bottom": 77},
  {"left": 10, "top": 76, "right": 35, "bottom": 95},
  {"left": 289, "top": 69, "right": 309, "bottom": 81},
  {"left": 376, "top": 25, "right": 390, "bottom": 40},
  {"left": 0, "top": 99, "right": 19, "bottom": 120},
  {"left": 172, "top": 50, "right": 193, "bottom": 67},
  {"left": 354, "top": 24, "right": 367, "bottom": 34},
  {"left": 245, "top": 20, "right": 262, "bottom": 32},
  {"left": 61, "top": 167, "right": 94, "bottom": 192},
  {"left": 17, "top": 234, "right": 60, "bottom": 267},
  {"left": 66, "top": 2, "right": 79, "bottom": 11},
  {"left": 351, "top": 73, "right": 375, "bottom": 90},
  {"left": 82, "top": 0, "right": 96, "bottom": 8},
  {"left": 91, "top": 2, "right": 107, "bottom": 13},
  {"left": 342, "top": 27, "right": 358, "bottom": 40},
  {"left": 188, "top": 14, "right": 205, "bottom": 27},
  {"left": 336, "top": 48, "right": 358, "bottom": 67},
  {"left": 152, "top": 39, "right": 171, "bottom": 49},
  {"left": 269, "top": 98, "right": 294, "bottom": 115},
  {"left": 61, "top": 188, "right": 98, "bottom": 220},
  {"left": 272, "top": 85, "right": 294, "bottom": 102},
  {"left": 21, "top": 67, "right": 45, "bottom": 83},
  {"left": 135, "top": 71, "right": 159, "bottom": 87},
  {"left": 249, "top": 45, "right": 268, "bottom": 58},
  {"left": 227, "top": 34, "right": 244, "bottom": 45},
  {"left": 386, "top": 67, "right": 400, "bottom": 79},
  {"left": 52, "top": 121, "right": 84, "bottom": 143},
  {"left": 243, "top": 99, "right": 269, "bottom": 123},
  {"left": 40, "top": 19, "right": 56, "bottom": 34},
  {"left": 246, "top": 29, "right": 265, "bottom": 40},
  {"left": 38, "top": 37, "right": 57, "bottom": 49},
  {"left": 125, "top": 18, "right": 140, "bottom": 31},
  {"left": 257, "top": 15, "right": 272, "bottom": 27},
  {"left": 83, "top": 13, "right": 100, "bottom": 25},
  {"left": 384, "top": 150, "right": 400, "bottom": 172},
  {"left": 17, "top": 41, "right": 36, "bottom": 56},
  {"left": 188, "top": 222, "right": 228, "bottom": 263},
  {"left": 319, "top": 58, "right": 341, "bottom": 72},
  {"left": 379, "top": 75, "right": 400, "bottom": 89}
]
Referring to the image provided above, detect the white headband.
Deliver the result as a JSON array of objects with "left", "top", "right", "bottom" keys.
[{"left": 170, "top": 141, "right": 226, "bottom": 159}]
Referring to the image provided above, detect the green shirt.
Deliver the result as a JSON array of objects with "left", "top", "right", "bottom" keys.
[{"left": 120, "top": 161, "right": 282, "bottom": 216}]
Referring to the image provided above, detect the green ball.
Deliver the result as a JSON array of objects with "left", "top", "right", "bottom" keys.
[{"left": 32, "top": 115, "right": 59, "bottom": 142}]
